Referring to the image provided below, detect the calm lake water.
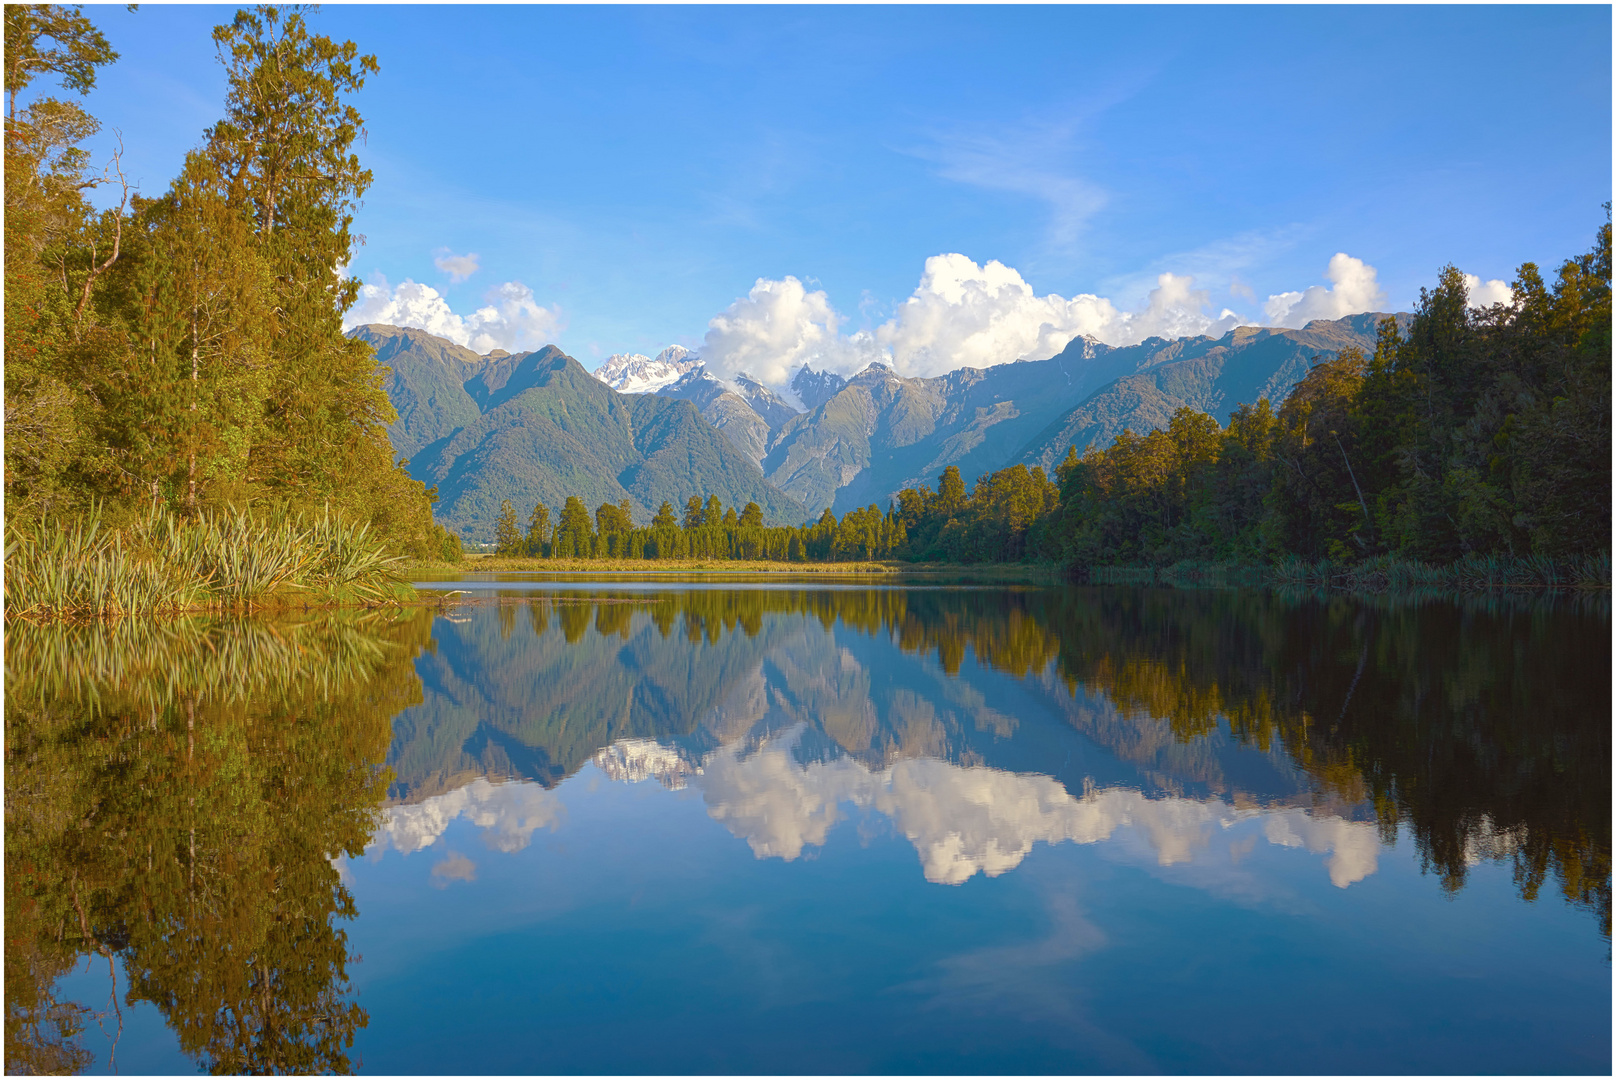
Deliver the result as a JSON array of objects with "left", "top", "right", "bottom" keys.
[{"left": 6, "top": 581, "right": 1610, "bottom": 1074}]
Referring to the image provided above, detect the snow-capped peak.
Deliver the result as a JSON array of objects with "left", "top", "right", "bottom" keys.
[
  {"left": 592, "top": 739, "right": 702, "bottom": 790},
  {"left": 593, "top": 346, "right": 704, "bottom": 395}
]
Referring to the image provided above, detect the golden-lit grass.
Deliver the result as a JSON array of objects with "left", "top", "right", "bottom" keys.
[
  {"left": 402, "top": 555, "right": 1064, "bottom": 581},
  {"left": 5, "top": 502, "right": 415, "bottom": 621}
]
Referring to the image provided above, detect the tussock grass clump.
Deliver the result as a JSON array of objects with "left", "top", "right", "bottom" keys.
[{"left": 5, "top": 503, "right": 411, "bottom": 621}]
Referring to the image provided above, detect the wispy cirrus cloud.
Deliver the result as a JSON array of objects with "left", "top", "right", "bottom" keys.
[
  {"left": 904, "top": 119, "right": 1107, "bottom": 256},
  {"left": 919, "top": 124, "right": 1109, "bottom": 253}
]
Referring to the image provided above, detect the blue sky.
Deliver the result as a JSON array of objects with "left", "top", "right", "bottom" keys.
[{"left": 76, "top": 4, "right": 1610, "bottom": 382}]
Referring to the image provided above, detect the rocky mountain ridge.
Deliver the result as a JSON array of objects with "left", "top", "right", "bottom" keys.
[
  {"left": 359, "top": 311, "right": 1405, "bottom": 530},
  {"left": 347, "top": 325, "right": 803, "bottom": 540}
]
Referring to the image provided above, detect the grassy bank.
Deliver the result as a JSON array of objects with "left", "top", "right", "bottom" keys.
[
  {"left": 404, "top": 555, "right": 1063, "bottom": 582},
  {"left": 1085, "top": 552, "right": 1612, "bottom": 592},
  {"left": 5, "top": 504, "right": 414, "bottom": 621}
]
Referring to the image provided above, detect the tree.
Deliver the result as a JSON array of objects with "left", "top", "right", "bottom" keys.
[
  {"left": 525, "top": 502, "right": 551, "bottom": 555},
  {"left": 494, "top": 499, "right": 521, "bottom": 554},
  {"left": 938, "top": 465, "right": 965, "bottom": 512},
  {"left": 203, "top": 7, "right": 434, "bottom": 550},
  {"left": 682, "top": 495, "right": 705, "bottom": 529},
  {"left": 3, "top": 4, "right": 124, "bottom": 522},
  {"left": 553, "top": 495, "right": 594, "bottom": 558},
  {"left": 704, "top": 495, "right": 723, "bottom": 525},
  {"left": 739, "top": 501, "right": 763, "bottom": 528},
  {"left": 5, "top": 6, "right": 117, "bottom": 123},
  {"left": 652, "top": 500, "right": 678, "bottom": 530},
  {"left": 595, "top": 499, "right": 632, "bottom": 536}
]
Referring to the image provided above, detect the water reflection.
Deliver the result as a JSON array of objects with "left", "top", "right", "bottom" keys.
[
  {"left": 4, "top": 613, "right": 430, "bottom": 1074},
  {"left": 383, "top": 587, "right": 1608, "bottom": 932},
  {"left": 591, "top": 724, "right": 1383, "bottom": 888},
  {"left": 6, "top": 584, "right": 1608, "bottom": 1073}
]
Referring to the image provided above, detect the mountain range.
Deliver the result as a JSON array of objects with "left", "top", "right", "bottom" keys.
[
  {"left": 350, "top": 325, "right": 803, "bottom": 541},
  {"left": 353, "top": 311, "right": 1406, "bottom": 536}
]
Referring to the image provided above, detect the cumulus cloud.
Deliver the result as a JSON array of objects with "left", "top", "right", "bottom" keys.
[
  {"left": 1262, "top": 810, "right": 1381, "bottom": 888},
  {"left": 700, "top": 254, "right": 1305, "bottom": 392},
  {"left": 685, "top": 725, "right": 1382, "bottom": 888},
  {"left": 373, "top": 777, "right": 565, "bottom": 855},
  {"left": 1263, "top": 253, "right": 1387, "bottom": 328},
  {"left": 430, "top": 851, "right": 478, "bottom": 887},
  {"left": 343, "top": 273, "right": 563, "bottom": 354},
  {"left": 1464, "top": 273, "right": 1514, "bottom": 309},
  {"left": 700, "top": 275, "right": 878, "bottom": 386},
  {"left": 433, "top": 249, "right": 480, "bottom": 283},
  {"left": 873, "top": 254, "right": 1122, "bottom": 378}
]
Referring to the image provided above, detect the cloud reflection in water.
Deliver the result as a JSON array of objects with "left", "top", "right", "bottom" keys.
[{"left": 371, "top": 729, "right": 1380, "bottom": 889}]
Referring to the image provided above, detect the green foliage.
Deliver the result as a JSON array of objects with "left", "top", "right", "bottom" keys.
[
  {"left": 1037, "top": 216, "right": 1611, "bottom": 576},
  {"left": 350, "top": 331, "right": 806, "bottom": 543},
  {"left": 894, "top": 463, "right": 1058, "bottom": 563},
  {"left": 525, "top": 501, "right": 552, "bottom": 555},
  {"left": 2, "top": 5, "right": 443, "bottom": 559},
  {"left": 596, "top": 498, "right": 633, "bottom": 537},
  {"left": 5, "top": 610, "right": 429, "bottom": 1072},
  {"left": 493, "top": 499, "right": 521, "bottom": 555},
  {"left": 552, "top": 495, "right": 595, "bottom": 559},
  {"left": 477, "top": 490, "right": 910, "bottom": 564}
]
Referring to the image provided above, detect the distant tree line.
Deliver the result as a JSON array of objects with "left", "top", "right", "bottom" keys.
[{"left": 491, "top": 493, "right": 908, "bottom": 562}]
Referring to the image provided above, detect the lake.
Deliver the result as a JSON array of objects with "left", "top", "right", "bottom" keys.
[{"left": 6, "top": 580, "right": 1610, "bottom": 1074}]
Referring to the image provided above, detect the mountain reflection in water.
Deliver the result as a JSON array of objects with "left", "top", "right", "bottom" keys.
[
  {"left": 383, "top": 586, "right": 1609, "bottom": 930},
  {"left": 5, "top": 585, "right": 1609, "bottom": 1074}
]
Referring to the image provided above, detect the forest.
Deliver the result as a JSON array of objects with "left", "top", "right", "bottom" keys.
[
  {"left": 1039, "top": 225, "right": 1610, "bottom": 572},
  {"left": 4, "top": 5, "right": 448, "bottom": 559}
]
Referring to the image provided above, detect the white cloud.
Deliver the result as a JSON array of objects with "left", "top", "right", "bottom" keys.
[
  {"left": 700, "top": 255, "right": 1256, "bottom": 390},
  {"left": 700, "top": 275, "right": 878, "bottom": 386},
  {"left": 1262, "top": 810, "right": 1381, "bottom": 888},
  {"left": 344, "top": 273, "right": 563, "bottom": 355},
  {"left": 873, "top": 254, "right": 1122, "bottom": 379},
  {"left": 1464, "top": 273, "right": 1514, "bottom": 309},
  {"left": 434, "top": 249, "right": 480, "bottom": 283},
  {"left": 686, "top": 725, "right": 1381, "bottom": 889},
  {"left": 922, "top": 128, "right": 1108, "bottom": 253},
  {"left": 1263, "top": 252, "right": 1387, "bottom": 328},
  {"left": 372, "top": 777, "right": 565, "bottom": 855}
]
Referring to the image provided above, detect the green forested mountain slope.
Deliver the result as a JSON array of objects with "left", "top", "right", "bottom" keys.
[
  {"left": 764, "top": 334, "right": 1125, "bottom": 515},
  {"left": 351, "top": 324, "right": 485, "bottom": 460},
  {"left": 1017, "top": 313, "right": 1410, "bottom": 471},
  {"left": 758, "top": 314, "right": 1412, "bottom": 516},
  {"left": 353, "top": 325, "right": 803, "bottom": 539},
  {"left": 357, "top": 313, "right": 1411, "bottom": 533}
]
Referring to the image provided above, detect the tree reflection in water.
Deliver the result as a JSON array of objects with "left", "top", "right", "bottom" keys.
[
  {"left": 392, "top": 586, "right": 1610, "bottom": 936},
  {"left": 5, "top": 585, "right": 1608, "bottom": 1073},
  {"left": 4, "top": 612, "right": 432, "bottom": 1074}
]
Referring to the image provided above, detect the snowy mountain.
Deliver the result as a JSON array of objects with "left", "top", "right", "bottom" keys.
[
  {"left": 592, "top": 739, "right": 702, "bottom": 790},
  {"left": 592, "top": 345, "right": 703, "bottom": 395}
]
